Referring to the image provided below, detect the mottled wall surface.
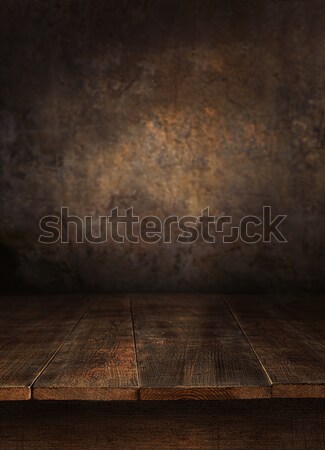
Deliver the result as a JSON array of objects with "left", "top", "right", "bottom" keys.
[{"left": 0, "top": 0, "right": 324, "bottom": 293}]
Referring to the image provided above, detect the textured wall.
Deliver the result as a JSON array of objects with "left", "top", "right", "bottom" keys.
[{"left": 0, "top": 0, "right": 324, "bottom": 293}]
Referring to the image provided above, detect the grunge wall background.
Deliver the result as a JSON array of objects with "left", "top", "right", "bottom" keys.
[{"left": 0, "top": 0, "right": 324, "bottom": 293}]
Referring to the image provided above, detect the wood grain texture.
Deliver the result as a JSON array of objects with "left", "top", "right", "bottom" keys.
[
  {"left": 0, "top": 399, "right": 324, "bottom": 449},
  {"left": 33, "top": 295, "right": 138, "bottom": 400},
  {"left": 225, "top": 294, "right": 325, "bottom": 398},
  {"left": 0, "top": 295, "right": 91, "bottom": 400},
  {"left": 132, "top": 294, "right": 270, "bottom": 400}
]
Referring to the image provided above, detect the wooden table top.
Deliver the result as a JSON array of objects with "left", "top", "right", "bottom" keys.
[{"left": 0, "top": 293, "right": 324, "bottom": 401}]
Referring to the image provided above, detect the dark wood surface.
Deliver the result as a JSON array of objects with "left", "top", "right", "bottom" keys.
[
  {"left": 0, "top": 293, "right": 324, "bottom": 401},
  {"left": 225, "top": 294, "right": 325, "bottom": 398},
  {"left": 33, "top": 295, "right": 138, "bottom": 400},
  {"left": 0, "top": 295, "right": 91, "bottom": 400},
  {"left": 0, "top": 399, "right": 324, "bottom": 449},
  {"left": 132, "top": 294, "right": 270, "bottom": 400},
  {"left": 1, "top": 294, "right": 323, "bottom": 449}
]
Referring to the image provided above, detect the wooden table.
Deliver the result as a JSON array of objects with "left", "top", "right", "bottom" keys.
[{"left": 0, "top": 293, "right": 324, "bottom": 449}]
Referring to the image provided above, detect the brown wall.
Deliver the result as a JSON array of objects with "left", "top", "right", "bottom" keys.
[{"left": 0, "top": 0, "right": 324, "bottom": 294}]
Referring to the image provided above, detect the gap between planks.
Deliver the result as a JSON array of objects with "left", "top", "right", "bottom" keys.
[
  {"left": 30, "top": 296, "right": 98, "bottom": 399},
  {"left": 222, "top": 294, "right": 273, "bottom": 387}
]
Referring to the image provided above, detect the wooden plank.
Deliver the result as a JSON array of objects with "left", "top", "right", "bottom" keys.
[
  {"left": 1, "top": 399, "right": 324, "bottom": 449},
  {"left": 0, "top": 295, "right": 91, "bottom": 400},
  {"left": 225, "top": 294, "right": 325, "bottom": 398},
  {"left": 132, "top": 294, "right": 270, "bottom": 400},
  {"left": 33, "top": 295, "right": 138, "bottom": 400}
]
